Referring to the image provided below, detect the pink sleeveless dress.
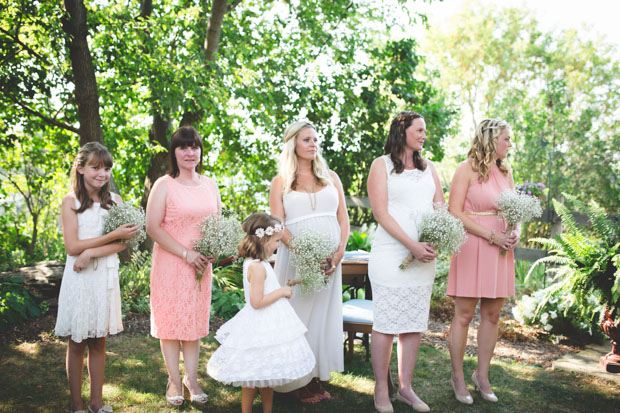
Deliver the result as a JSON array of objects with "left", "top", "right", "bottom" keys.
[
  {"left": 150, "top": 175, "right": 218, "bottom": 340},
  {"left": 447, "top": 164, "right": 515, "bottom": 298}
]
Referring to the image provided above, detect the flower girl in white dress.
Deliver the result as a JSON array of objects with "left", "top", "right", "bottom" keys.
[{"left": 207, "top": 212, "right": 315, "bottom": 413}]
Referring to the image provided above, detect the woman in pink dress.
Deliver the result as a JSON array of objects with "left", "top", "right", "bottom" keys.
[
  {"left": 146, "top": 126, "right": 220, "bottom": 406},
  {"left": 446, "top": 119, "right": 518, "bottom": 405}
]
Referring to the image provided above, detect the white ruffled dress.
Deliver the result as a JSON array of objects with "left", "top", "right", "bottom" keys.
[{"left": 207, "top": 259, "right": 315, "bottom": 388}]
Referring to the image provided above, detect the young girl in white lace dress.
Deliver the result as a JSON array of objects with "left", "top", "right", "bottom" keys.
[
  {"left": 207, "top": 212, "right": 315, "bottom": 413},
  {"left": 55, "top": 143, "right": 138, "bottom": 413}
]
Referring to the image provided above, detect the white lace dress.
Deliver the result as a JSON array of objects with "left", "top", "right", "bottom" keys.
[
  {"left": 368, "top": 155, "right": 436, "bottom": 334},
  {"left": 55, "top": 199, "right": 123, "bottom": 342},
  {"left": 273, "top": 185, "right": 344, "bottom": 392},
  {"left": 207, "top": 259, "right": 315, "bottom": 387}
]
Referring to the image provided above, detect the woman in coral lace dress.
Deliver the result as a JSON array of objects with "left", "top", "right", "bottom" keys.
[
  {"left": 446, "top": 119, "right": 518, "bottom": 405},
  {"left": 146, "top": 126, "right": 220, "bottom": 406}
]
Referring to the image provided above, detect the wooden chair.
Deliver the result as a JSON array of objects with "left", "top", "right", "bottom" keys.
[
  {"left": 343, "top": 298, "right": 373, "bottom": 361},
  {"left": 341, "top": 254, "right": 373, "bottom": 362}
]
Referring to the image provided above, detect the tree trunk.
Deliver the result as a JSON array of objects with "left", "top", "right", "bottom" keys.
[
  {"left": 141, "top": 113, "right": 171, "bottom": 208},
  {"left": 28, "top": 212, "right": 38, "bottom": 259},
  {"left": 63, "top": 0, "right": 104, "bottom": 147},
  {"left": 140, "top": 0, "right": 239, "bottom": 205},
  {"left": 204, "top": 0, "right": 232, "bottom": 61}
]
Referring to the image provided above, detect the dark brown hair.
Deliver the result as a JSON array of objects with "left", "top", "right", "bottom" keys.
[
  {"left": 70, "top": 142, "right": 115, "bottom": 213},
  {"left": 168, "top": 126, "right": 203, "bottom": 178},
  {"left": 384, "top": 111, "right": 427, "bottom": 173},
  {"left": 238, "top": 212, "right": 282, "bottom": 260}
]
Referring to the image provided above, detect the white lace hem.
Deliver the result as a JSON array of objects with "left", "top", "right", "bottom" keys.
[
  {"left": 372, "top": 283, "right": 433, "bottom": 334},
  {"left": 54, "top": 327, "right": 123, "bottom": 343}
]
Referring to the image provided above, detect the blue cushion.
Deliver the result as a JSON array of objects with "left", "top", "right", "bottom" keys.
[{"left": 342, "top": 299, "right": 373, "bottom": 324}]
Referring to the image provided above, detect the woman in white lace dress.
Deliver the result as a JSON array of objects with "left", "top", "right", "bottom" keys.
[
  {"left": 367, "top": 112, "right": 445, "bottom": 413},
  {"left": 269, "top": 120, "right": 349, "bottom": 403}
]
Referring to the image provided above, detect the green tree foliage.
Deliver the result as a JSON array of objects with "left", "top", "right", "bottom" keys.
[
  {"left": 427, "top": 0, "right": 620, "bottom": 212},
  {"left": 0, "top": 0, "right": 454, "bottom": 267}
]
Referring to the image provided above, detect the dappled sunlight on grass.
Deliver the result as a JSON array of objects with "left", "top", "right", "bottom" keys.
[
  {"left": 2, "top": 336, "right": 619, "bottom": 412},
  {"left": 15, "top": 341, "right": 41, "bottom": 356},
  {"left": 331, "top": 372, "right": 375, "bottom": 394}
]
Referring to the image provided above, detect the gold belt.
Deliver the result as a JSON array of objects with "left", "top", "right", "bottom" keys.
[{"left": 464, "top": 211, "right": 499, "bottom": 216}]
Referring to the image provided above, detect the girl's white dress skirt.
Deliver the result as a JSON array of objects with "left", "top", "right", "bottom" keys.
[{"left": 207, "top": 260, "right": 315, "bottom": 388}]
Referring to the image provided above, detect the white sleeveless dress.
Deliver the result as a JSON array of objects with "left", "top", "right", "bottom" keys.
[
  {"left": 55, "top": 199, "right": 123, "bottom": 342},
  {"left": 368, "top": 156, "right": 436, "bottom": 334},
  {"left": 207, "top": 259, "right": 315, "bottom": 387},
  {"left": 273, "top": 184, "right": 344, "bottom": 392}
]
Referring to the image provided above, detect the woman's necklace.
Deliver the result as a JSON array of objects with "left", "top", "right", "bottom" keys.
[{"left": 306, "top": 180, "right": 317, "bottom": 211}]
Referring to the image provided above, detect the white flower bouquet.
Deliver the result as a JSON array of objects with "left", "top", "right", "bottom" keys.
[
  {"left": 103, "top": 202, "right": 147, "bottom": 251},
  {"left": 496, "top": 189, "right": 543, "bottom": 255},
  {"left": 194, "top": 214, "right": 244, "bottom": 282},
  {"left": 400, "top": 204, "right": 466, "bottom": 269},
  {"left": 288, "top": 228, "right": 339, "bottom": 294},
  {"left": 497, "top": 189, "right": 543, "bottom": 228}
]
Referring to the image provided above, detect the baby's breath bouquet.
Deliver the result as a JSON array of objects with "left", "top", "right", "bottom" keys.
[
  {"left": 497, "top": 189, "right": 543, "bottom": 255},
  {"left": 288, "top": 228, "right": 339, "bottom": 294},
  {"left": 103, "top": 202, "right": 146, "bottom": 251},
  {"left": 194, "top": 214, "right": 244, "bottom": 283},
  {"left": 497, "top": 189, "right": 543, "bottom": 228},
  {"left": 400, "top": 204, "right": 466, "bottom": 269}
]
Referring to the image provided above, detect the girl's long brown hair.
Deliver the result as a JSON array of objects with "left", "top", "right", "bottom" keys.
[
  {"left": 384, "top": 111, "right": 427, "bottom": 173},
  {"left": 70, "top": 142, "right": 115, "bottom": 213}
]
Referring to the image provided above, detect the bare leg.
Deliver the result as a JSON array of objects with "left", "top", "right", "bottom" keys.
[
  {"left": 448, "top": 297, "right": 478, "bottom": 396},
  {"left": 476, "top": 297, "right": 505, "bottom": 393},
  {"left": 67, "top": 339, "right": 88, "bottom": 411},
  {"left": 396, "top": 332, "right": 425, "bottom": 404},
  {"left": 180, "top": 339, "right": 205, "bottom": 395},
  {"left": 86, "top": 337, "right": 107, "bottom": 411},
  {"left": 242, "top": 387, "right": 257, "bottom": 413},
  {"left": 371, "top": 329, "right": 394, "bottom": 406},
  {"left": 160, "top": 339, "right": 182, "bottom": 397},
  {"left": 258, "top": 387, "right": 274, "bottom": 413}
]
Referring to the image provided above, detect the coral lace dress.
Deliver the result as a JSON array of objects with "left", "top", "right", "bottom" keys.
[{"left": 150, "top": 175, "right": 219, "bottom": 340}]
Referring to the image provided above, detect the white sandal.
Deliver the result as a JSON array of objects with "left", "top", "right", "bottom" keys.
[
  {"left": 87, "top": 406, "right": 113, "bottom": 413},
  {"left": 166, "top": 381, "right": 184, "bottom": 406},
  {"left": 182, "top": 376, "right": 208, "bottom": 404}
]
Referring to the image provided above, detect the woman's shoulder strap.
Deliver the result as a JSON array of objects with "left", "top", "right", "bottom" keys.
[{"left": 381, "top": 155, "right": 393, "bottom": 176}]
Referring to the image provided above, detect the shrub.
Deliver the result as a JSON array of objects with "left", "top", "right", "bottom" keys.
[
  {"left": 210, "top": 260, "right": 245, "bottom": 320},
  {"left": 515, "top": 194, "right": 620, "bottom": 337},
  {"left": 0, "top": 276, "right": 46, "bottom": 332},
  {"left": 346, "top": 224, "right": 376, "bottom": 252},
  {"left": 119, "top": 250, "right": 151, "bottom": 314},
  {"left": 211, "top": 285, "right": 245, "bottom": 320}
]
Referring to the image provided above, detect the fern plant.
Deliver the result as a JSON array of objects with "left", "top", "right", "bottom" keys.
[
  {"left": 119, "top": 250, "right": 152, "bottom": 314},
  {"left": 527, "top": 194, "right": 620, "bottom": 326}
]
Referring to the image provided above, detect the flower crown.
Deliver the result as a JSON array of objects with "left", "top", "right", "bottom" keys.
[{"left": 254, "top": 223, "right": 284, "bottom": 239}]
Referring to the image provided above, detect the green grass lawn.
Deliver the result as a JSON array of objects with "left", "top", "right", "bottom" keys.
[{"left": 1, "top": 333, "right": 618, "bottom": 412}]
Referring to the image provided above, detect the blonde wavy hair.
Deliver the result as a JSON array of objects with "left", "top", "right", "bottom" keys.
[
  {"left": 278, "top": 120, "right": 333, "bottom": 193},
  {"left": 467, "top": 118, "right": 511, "bottom": 182}
]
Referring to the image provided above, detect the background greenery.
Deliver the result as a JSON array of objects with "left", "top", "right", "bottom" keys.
[{"left": 1, "top": 1, "right": 618, "bottom": 341}]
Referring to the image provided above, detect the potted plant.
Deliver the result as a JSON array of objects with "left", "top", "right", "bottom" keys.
[{"left": 527, "top": 194, "right": 620, "bottom": 372}]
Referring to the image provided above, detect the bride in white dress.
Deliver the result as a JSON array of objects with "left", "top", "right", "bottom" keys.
[
  {"left": 269, "top": 120, "right": 350, "bottom": 403},
  {"left": 367, "top": 112, "right": 445, "bottom": 413}
]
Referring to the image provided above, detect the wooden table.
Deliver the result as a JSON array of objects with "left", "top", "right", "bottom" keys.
[{"left": 341, "top": 257, "right": 372, "bottom": 299}]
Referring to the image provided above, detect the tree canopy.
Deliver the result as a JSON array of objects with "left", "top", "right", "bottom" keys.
[
  {"left": 0, "top": 0, "right": 454, "bottom": 267},
  {"left": 426, "top": 0, "right": 620, "bottom": 211}
]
